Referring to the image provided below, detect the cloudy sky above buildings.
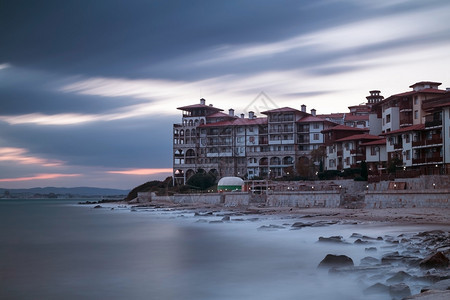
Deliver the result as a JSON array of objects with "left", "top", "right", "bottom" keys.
[{"left": 1, "top": 0, "right": 449, "bottom": 189}]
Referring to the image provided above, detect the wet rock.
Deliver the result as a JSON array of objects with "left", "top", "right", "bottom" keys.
[
  {"left": 386, "top": 271, "right": 412, "bottom": 283},
  {"left": 404, "top": 290, "right": 450, "bottom": 300},
  {"left": 221, "top": 216, "right": 230, "bottom": 221},
  {"left": 365, "top": 247, "right": 377, "bottom": 252},
  {"left": 381, "top": 252, "right": 421, "bottom": 266},
  {"left": 364, "top": 283, "right": 389, "bottom": 295},
  {"left": 360, "top": 256, "right": 379, "bottom": 266},
  {"left": 194, "top": 211, "right": 214, "bottom": 217},
  {"left": 257, "top": 224, "right": 285, "bottom": 231},
  {"left": 209, "top": 220, "right": 223, "bottom": 224},
  {"left": 318, "top": 236, "right": 345, "bottom": 243},
  {"left": 318, "top": 254, "right": 353, "bottom": 269},
  {"left": 421, "top": 279, "right": 450, "bottom": 292},
  {"left": 419, "top": 252, "right": 449, "bottom": 269},
  {"left": 195, "top": 219, "right": 208, "bottom": 223},
  {"left": 389, "top": 283, "right": 411, "bottom": 299},
  {"left": 354, "top": 238, "right": 369, "bottom": 244},
  {"left": 351, "top": 233, "right": 363, "bottom": 238},
  {"left": 93, "top": 205, "right": 102, "bottom": 208}
]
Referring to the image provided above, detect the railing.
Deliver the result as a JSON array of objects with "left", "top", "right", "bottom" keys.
[
  {"left": 394, "top": 143, "right": 403, "bottom": 150},
  {"left": 425, "top": 119, "right": 442, "bottom": 128},
  {"left": 413, "top": 155, "right": 443, "bottom": 164},
  {"left": 413, "top": 138, "right": 443, "bottom": 147}
]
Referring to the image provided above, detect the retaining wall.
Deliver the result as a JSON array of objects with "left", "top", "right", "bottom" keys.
[
  {"left": 267, "top": 191, "right": 341, "bottom": 208},
  {"left": 365, "top": 189, "right": 450, "bottom": 208},
  {"left": 173, "top": 193, "right": 222, "bottom": 205}
]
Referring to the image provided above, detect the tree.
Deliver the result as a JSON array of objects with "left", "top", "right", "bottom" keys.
[
  {"left": 388, "top": 157, "right": 402, "bottom": 174},
  {"left": 186, "top": 171, "right": 216, "bottom": 190},
  {"left": 360, "top": 160, "right": 368, "bottom": 181}
]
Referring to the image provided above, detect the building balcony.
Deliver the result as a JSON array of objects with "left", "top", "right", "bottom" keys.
[
  {"left": 412, "top": 155, "right": 443, "bottom": 165},
  {"left": 425, "top": 119, "right": 442, "bottom": 128},
  {"left": 393, "top": 143, "right": 403, "bottom": 150},
  {"left": 337, "top": 150, "right": 343, "bottom": 156},
  {"left": 399, "top": 119, "right": 413, "bottom": 126},
  {"left": 412, "top": 138, "right": 443, "bottom": 148}
]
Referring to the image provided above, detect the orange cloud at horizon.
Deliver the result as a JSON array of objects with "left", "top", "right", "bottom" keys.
[
  {"left": 107, "top": 168, "right": 172, "bottom": 175},
  {"left": 0, "top": 173, "right": 81, "bottom": 183}
]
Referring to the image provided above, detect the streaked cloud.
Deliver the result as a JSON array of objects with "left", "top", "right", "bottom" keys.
[
  {"left": 0, "top": 147, "right": 63, "bottom": 167},
  {"left": 0, "top": 63, "right": 11, "bottom": 70},
  {"left": 0, "top": 173, "right": 80, "bottom": 183},
  {"left": 107, "top": 168, "right": 173, "bottom": 175}
]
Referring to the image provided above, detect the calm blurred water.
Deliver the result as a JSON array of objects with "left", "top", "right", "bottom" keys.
[{"left": 0, "top": 199, "right": 440, "bottom": 300}]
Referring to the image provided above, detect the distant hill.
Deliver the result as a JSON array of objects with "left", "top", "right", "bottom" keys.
[{"left": 0, "top": 187, "right": 129, "bottom": 198}]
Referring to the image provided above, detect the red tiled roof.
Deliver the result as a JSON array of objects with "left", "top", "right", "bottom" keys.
[
  {"left": 360, "top": 138, "right": 386, "bottom": 146},
  {"left": 321, "top": 124, "right": 368, "bottom": 133},
  {"left": 318, "top": 113, "right": 345, "bottom": 119},
  {"left": 409, "top": 81, "right": 441, "bottom": 88},
  {"left": 344, "top": 114, "right": 369, "bottom": 121},
  {"left": 199, "top": 117, "right": 267, "bottom": 127},
  {"left": 380, "top": 124, "right": 425, "bottom": 135},
  {"left": 260, "top": 107, "right": 302, "bottom": 114},
  {"left": 335, "top": 134, "right": 382, "bottom": 143},
  {"left": 206, "top": 112, "right": 235, "bottom": 118},
  {"left": 177, "top": 103, "right": 224, "bottom": 111},
  {"left": 297, "top": 115, "right": 329, "bottom": 123}
]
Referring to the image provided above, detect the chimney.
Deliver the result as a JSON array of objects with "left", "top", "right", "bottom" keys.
[
  {"left": 311, "top": 109, "right": 316, "bottom": 116},
  {"left": 249, "top": 111, "right": 255, "bottom": 119},
  {"left": 200, "top": 98, "right": 206, "bottom": 105},
  {"left": 228, "top": 108, "right": 234, "bottom": 116},
  {"left": 240, "top": 113, "right": 245, "bottom": 119},
  {"left": 301, "top": 104, "right": 306, "bottom": 112}
]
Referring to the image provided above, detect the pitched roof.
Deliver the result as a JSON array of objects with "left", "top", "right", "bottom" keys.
[
  {"left": 380, "top": 124, "right": 425, "bottom": 135},
  {"left": 177, "top": 103, "right": 223, "bottom": 111},
  {"left": 297, "top": 115, "right": 328, "bottom": 123},
  {"left": 321, "top": 124, "right": 368, "bottom": 133},
  {"left": 344, "top": 114, "right": 369, "bottom": 121},
  {"left": 360, "top": 138, "right": 386, "bottom": 146},
  {"left": 198, "top": 117, "right": 267, "bottom": 127},
  {"left": 206, "top": 112, "right": 235, "bottom": 118},
  {"left": 335, "top": 134, "right": 382, "bottom": 143},
  {"left": 260, "top": 107, "right": 302, "bottom": 114}
]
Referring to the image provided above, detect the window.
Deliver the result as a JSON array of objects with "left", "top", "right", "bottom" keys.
[
  {"left": 414, "top": 96, "right": 418, "bottom": 105},
  {"left": 386, "top": 114, "right": 391, "bottom": 123},
  {"left": 370, "top": 146, "right": 377, "bottom": 156},
  {"left": 414, "top": 110, "right": 419, "bottom": 119},
  {"left": 405, "top": 150, "right": 410, "bottom": 160},
  {"left": 405, "top": 134, "right": 410, "bottom": 143},
  {"left": 313, "top": 123, "right": 320, "bottom": 129},
  {"left": 313, "top": 133, "right": 319, "bottom": 140}
]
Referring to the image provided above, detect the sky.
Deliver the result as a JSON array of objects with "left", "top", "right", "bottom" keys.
[{"left": 1, "top": 0, "right": 450, "bottom": 190}]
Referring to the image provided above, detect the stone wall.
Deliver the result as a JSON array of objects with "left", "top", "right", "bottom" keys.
[
  {"left": 365, "top": 189, "right": 450, "bottom": 208},
  {"left": 369, "top": 175, "right": 449, "bottom": 191},
  {"left": 223, "top": 193, "right": 250, "bottom": 207},
  {"left": 267, "top": 191, "right": 341, "bottom": 208},
  {"left": 173, "top": 193, "right": 222, "bottom": 205}
]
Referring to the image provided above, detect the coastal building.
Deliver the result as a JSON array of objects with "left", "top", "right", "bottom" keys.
[{"left": 173, "top": 99, "right": 335, "bottom": 185}]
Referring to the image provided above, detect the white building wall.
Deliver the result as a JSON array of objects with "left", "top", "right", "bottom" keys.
[
  {"left": 382, "top": 107, "right": 399, "bottom": 132},
  {"left": 444, "top": 107, "right": 450, "bottom": 164},
  {"left": 365, "top": 144, "right": 387, "bottom": 163},
  {"left": 402, "top": 132, "right": 413, "bottom": 167},
  {"left": 369, "top": 113, "right": 382, "bottom": 135}
]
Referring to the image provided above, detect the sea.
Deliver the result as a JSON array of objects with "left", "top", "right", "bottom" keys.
[{"left": 0, "top": 199, "right": 445, "bottom": 300}]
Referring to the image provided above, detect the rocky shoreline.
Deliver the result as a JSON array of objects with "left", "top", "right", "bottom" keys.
[{"left": 86, "top": 200, "right": 450, "bottom": 299}]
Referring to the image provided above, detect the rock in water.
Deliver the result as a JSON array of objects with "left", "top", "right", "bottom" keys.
[
  {"left": 389, "top": 283, "right": 411, "bottom": 299},
  {"left": 419, "top": 252, "right": 449, "bottom": 269},
  {"left": 404, "top": 290, "right": 450, "bottom": 300},
  {"left": 318, "top": 254, "right": 354, "bottom": 268},
  {"left": 364, "top": 283, "right": 389, "bottom": 295},
  {"left": 318, "top": 236, "right": 345, "bottom": 243},
  {"left": 421, "top": 279, "right": 450, "bottom": 292}
]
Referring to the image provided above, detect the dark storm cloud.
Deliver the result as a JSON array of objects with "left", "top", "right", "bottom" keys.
[
  {"left": 0, "top": 115, "right": 177, "bottom": 168},
  {"left": 0, "top": 0, "right": 369, "bottom": 78}
]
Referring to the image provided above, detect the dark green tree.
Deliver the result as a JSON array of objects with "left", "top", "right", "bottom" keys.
[
  {"left": 360, "top": 160, "right": 368, "bottom": 180},
  {"left": 186, "top": 171, "right": 216, "bottom": 190}
]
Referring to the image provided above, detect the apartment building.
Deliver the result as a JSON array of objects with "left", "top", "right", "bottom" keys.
[
  {"left": 173, "top": 99, "right": 334, "bottom": 184},
  {"left": 370, "top": 81, "right": 446, "bottom": 134}
]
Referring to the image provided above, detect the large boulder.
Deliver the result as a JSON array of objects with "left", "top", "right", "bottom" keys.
[
  {"left": 421, "top": 279, "right": 450, "bottom": 292},
  {"left": 419, "top": 252, "right": 449, "bottom": 269},
  {"left": 389, "top": 283, "right": 411, "bottom": 299},
  {"left": 318, "top": 254, "right": 354, "bottom": 269},
  {"left": 404, "top": 290, "right": 450, "bottom": 300}
]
